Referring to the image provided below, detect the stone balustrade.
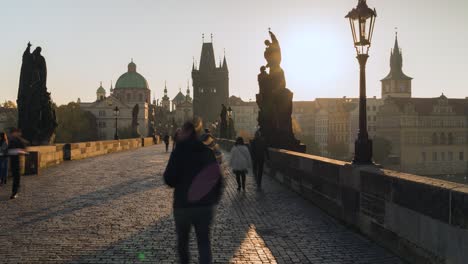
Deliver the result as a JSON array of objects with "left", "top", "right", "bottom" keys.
[
  {"left": 218, "top": 139, "right": 468, "bottom": 264},
  {"left": 22, "top": 137, "right": 159, "bottom": 173}
]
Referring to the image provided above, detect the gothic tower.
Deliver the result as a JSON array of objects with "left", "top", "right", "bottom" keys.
[
  {"left": 381, "top": 33, "right": 413, "bottom": 98},
  {"left": 192, "top": 36, "right": 229, "bottom": 123}
]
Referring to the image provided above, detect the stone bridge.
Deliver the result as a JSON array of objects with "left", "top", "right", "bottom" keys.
[{"left": 0, "top": 144, "right": 404, "bottom": 264}]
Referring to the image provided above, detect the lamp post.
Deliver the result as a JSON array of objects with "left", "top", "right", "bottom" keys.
[
  {"left": 346, "top": 0, "right": 377, "bottom": 164},
  {"left": 113, "top": 106, "right": 120, "bottom": 140},
  {"left": 227, "top": 107, "right": 233, "bottom": 139}
]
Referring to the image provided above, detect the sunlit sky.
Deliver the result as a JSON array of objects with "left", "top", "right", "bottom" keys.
[{"left": 1, "top": 0, "right": 467, "bottom": 105}]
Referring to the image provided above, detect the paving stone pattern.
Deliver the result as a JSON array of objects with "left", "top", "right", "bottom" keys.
[{"left": 0, "top": 144, "right": 404, "bottom": 263}]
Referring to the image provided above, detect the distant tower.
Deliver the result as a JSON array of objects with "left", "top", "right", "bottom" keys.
[
  {"left": 186, "top": 80, "right": 192, "bottom": 103},
  {"left": 192, "top": 35, "right": 229, "bottom": 123},
  {"left": 96, "top": 82, "right": 106, "bottom": 101},
  {"left": 161, "top": 81, "right": 171, "bottom": 112},
  {"left": 381, "top": 32, "right": 413, "bottom": 98}
]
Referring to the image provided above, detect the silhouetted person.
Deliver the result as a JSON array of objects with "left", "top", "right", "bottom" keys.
[
  {"left": 230, "top": 137, "right": 252, "bottom": 191},
  {"left": 172, "top": 128, "right": 181, "bottom": 151},
  {"left": 8, "top": 128, "right": 27, "bottom": 199},
  {"left": 250, "top": 131, "right": 269, "bottom": 190},
  {"left": 163, "top": 134, "right": 170, "bottom": 152},
  {"left": 164, "top": 121, "right": 224, "bottom": 264},
  {"left": 0, "top": 132, "right": 9, "bottom": 186}
]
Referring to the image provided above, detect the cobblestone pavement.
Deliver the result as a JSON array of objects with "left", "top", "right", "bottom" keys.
[{"left": 0, "top": 144, "right": 404, "bottom": 263}]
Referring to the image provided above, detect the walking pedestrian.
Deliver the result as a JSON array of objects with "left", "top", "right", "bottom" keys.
[
  {"left": 229, "top": 137, "right": 252, "bottom": 191},
  {"left": 163, "top": 134, "right": 170, "bottom": 152},
  {"left": 8, "top": 128, "right": 27, "bottom": 199},
  {"left": 250, "top": 131, "right": 269, "bottom": 190},
  {"left": 164, "top": 121, "right": 224, "bottom": 264},
  {"left": 172, "top": 128, "right": 180, "bottom": 151},
  {"left": 0, "top": 132, "right": 9, "bottom": 186}
]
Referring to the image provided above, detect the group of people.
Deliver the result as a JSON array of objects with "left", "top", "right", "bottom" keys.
[
  {"left": 163, "top": 118, "right": 269, "bottom": 264},
  {"left": 0, "top": 128, "right": 28, "bottom": 200}
]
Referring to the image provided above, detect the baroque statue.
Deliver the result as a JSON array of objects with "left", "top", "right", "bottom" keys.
[
  {"left": 17, "top": 42, "right": 57, "bottom": 145},
  {"left": 256, "top": 31, "right": 305, "bottom": 152}
]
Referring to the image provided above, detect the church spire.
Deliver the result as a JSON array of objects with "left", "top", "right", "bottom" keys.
[
  {"left": 382, "top": 31, "right": 412, "bottom": 82},
  {"left": 222, "top": 49, "right": 228, "bottom": 71}
]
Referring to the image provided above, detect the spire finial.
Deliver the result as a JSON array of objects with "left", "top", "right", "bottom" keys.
[
  {"left": 202, "top": 33, "right": 204, "bottom": 43},
  {"left": 100, "top": 81, "right": 102, "bottom": 87},
  {"left": 110, "top": 80, "right": 113, "bottom": 89},
  {"left": 131, "top": 58, "right": 133, "bottom": 63},
  {"left": 211, "top": 33, "right": 213, "bottom": 42}
]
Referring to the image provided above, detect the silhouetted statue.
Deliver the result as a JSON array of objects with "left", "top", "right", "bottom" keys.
[
  {"left": 264, "top": 31, "right": 281, "bottom": 68},
  {"left": 131, "top": 104, "right": 140, "bottom": 137},
  {"left": 17, "top": 42, "right": 57, "bottom": 145},
  {"left": 256, "top": 31, "right": 304, "bottom": 152}
]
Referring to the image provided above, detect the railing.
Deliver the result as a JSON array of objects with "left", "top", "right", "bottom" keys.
[{"left": 20, "top": 137, "right": 160, "bottom": 174}]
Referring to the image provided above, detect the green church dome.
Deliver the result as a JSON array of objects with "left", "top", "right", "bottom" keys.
[
  {"left": 115, "top": 60, "right": 149, "bottom": 90},
  {"left": 97, "top": 83, "right": 106, "bottom": 93}
]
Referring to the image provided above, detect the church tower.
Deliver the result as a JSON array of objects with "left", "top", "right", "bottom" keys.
[
  {"left": 192, "top": 35, "right": 229, "bottom": 123},
  {"left": 381, "top": 32, "right": 413, "bottom": 98},
  {"left": 161, "top": 81, "right": 171, "bottom": 112},
  {"left": 96, "top": 82, "right": 106, "bottom": 101}
]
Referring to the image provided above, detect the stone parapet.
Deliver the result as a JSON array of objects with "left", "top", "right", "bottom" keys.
[{"left": 22, "top": 137, "right": 157, "bottom": 172}]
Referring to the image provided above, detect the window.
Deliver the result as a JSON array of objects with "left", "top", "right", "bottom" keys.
[
  {"left": 373, "top": 106, "right": 376, "bottom": 111},
  {"left": 460, "top": 152, "right": 464, "bottom": 161},
  {"left": 98, "top": 110, "right": 106, "bottom": 117},
  {"left": 448, "top": 133, "right": 454, "bottom": 145},
  {"left": 441, "top": 152, "right": 445, "bottom": 161},
  {"left": 448, "top": 152, "right": 453, "bottom": 161},
  {"left": 400, "top": 84, "right": 406, "bottom": 92},
  {"left": 432, "top": 152, "right": 438, "bottom": 161},
  {"left": 421, "top": 152, "right": 426, "bottom": 162},
  {"left": 440, "top": 133, "right": 446, "bottom": 145},
  {"left": 373, "top": 116, "right": 377, "bottom": 122},
  {"left": 432, "top": 133, "right": 438, "bottom": 145}
]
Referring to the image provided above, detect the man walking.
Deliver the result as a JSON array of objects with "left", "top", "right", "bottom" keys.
[
  {"left": 250, "top": 131, "right": 269, "bottom": 190},
  {"left": 8, "top": 128, "right": 27, "bottom": 199},
  {"left": 164, "top": 121, "right": 223, "bottom": 264},
  {"left": 163, "top": 134, "right": 170, "bottom": 152}
]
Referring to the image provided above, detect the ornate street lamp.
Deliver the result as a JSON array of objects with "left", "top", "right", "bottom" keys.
[
  {"left": 113, "top": 106, "right": 120, "bottom": 140},
  {"left": 346, "top": 0, "right": 377, "bottom": 164},
  {"left": 227, "top": 107, "right": 234, "bottom": 139}
]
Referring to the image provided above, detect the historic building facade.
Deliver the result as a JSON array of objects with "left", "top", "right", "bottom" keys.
[
  {"left": 229, "top": 96, "right": 259, "bottom": 139},
  {"left": 192, "top": 40, "right": 229, "bottom": 124},
  {"left": 377, "top": 95, "right": 468, "bottom": 176},
  {"left": 80, "top": 60, "right": 150, "bottom": 140}
]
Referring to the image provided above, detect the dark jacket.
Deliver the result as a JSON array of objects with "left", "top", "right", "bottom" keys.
[
  {"left": 250, "top": 136, "right": 269, "bottom": 161},
  {"left": 163, "top": 135, "right": 170, "bottom": 144},
  {"left": 164, "top": 138, "right": 224, "bottom": 208}
]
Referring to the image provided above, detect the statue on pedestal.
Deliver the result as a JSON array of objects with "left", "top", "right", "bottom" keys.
[
  {"left": 17, "top": 42, "right": 57, "bottom": 145},
  {"left": 256, "top": 31, "right": 305, "bottom": 152}
]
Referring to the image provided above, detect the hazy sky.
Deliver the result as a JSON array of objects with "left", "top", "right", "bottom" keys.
[{"left": 1, "top": 0, "right": 467, "bottom": 105}]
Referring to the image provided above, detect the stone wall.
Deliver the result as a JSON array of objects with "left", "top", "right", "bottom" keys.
[
  {"left": 218, "top": 139, "right": 468, "bottom": 264},
  {"left": 23, "top": 137, "right": 157, "bottom": 172}
]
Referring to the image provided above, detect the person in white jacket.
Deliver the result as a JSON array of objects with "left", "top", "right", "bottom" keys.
[{"left": 229, "top": 137, "right": 252, "bottom": 191}]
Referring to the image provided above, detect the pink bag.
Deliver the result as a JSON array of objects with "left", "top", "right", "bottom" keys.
[{"left": 188, "top": 163, "right": 221, "bottom": 202}]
